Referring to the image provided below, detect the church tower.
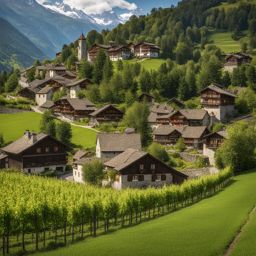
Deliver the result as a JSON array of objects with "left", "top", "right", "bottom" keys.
[{"left": 78, "top": 33, "right": 87, "bottom": 61}]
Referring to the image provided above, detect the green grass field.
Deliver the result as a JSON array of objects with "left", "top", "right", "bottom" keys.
[
  {"left": 35, "top": 172, "right": 256, "bottom": 256},
  {"left": 231, "top": 208, "right": 256, "bottom": 256},
  {"left": 0, "top": 112, "right": 97, "bottom": 149},
  {"left": 209, "top": 32, "right": 244, "bottom": 53}
]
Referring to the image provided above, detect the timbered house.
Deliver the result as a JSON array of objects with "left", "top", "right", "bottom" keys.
[
  {"left": 153, "top": 125, "right": 183, "bottom": 145},
  {"left": 88, "top": 44, "right": 111, "bottom": 62},
  {"left": 1, "top": 131, "right": 69, "bottom": 173},
  {"left": 148, "top": 103, "right": 174, "bottom": 126},
  {"left": 108, "top": 45, "right": 131, "bottom": 61},
  {"left": 96, "top": 131, "right": 141, "bottom": 159},
  {"left": 104, "top": 148, "right": 188, "bottom": 189},
  {"left": 203, "top": 130, "right": 228, "bottom": 165},
  {"left": 36, "top": 64, "right": 67, "bottom": 78},
  {"left": 224, "top": 52, "right": 252, "bottom": 72},
  {"left": 53, "top": 97, "right": 96, "bottom": 120},
  {"left": 200, "top": 83, "right": 236, "bottom": 122},
  {"left": 89, "top": 104, "right": 124, "bottom": 126},
  {"left": 133, "top": 42, "right": 160, "bottom": 58},
  {"left": 156, "top": 109, "right": 210, "bottom": 126}
]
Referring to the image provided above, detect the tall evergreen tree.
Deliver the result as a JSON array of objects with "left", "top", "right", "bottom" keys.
[{"left": 93, "top": 49, "right": 107, "bottom": 84}]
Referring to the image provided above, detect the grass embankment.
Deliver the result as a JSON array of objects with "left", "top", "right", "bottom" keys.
[
  {"left": 36, "top": 172, "right": 256, "bottom": 256},
  {"left": 0, "top": 112, "right": 97, "bottom": 149},
  {"left": 209, "top": 31, "right": 246, "bottom": 53}
]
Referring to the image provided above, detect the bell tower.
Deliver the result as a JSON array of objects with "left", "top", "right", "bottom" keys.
[{"left": 78, "top": 33, "right": 87, "bottom": 61}]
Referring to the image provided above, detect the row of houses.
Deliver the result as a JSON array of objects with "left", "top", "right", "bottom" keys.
[{"left": 77, "top": 34, "right": 160, "bottom": 63}]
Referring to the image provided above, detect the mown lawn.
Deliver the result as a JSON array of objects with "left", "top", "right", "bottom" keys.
[
  {"left": 209, "top": 32, "right": 246, "bottom": 53},
  {"left": 0, "top": 112, "right": 97, "bottom": 149},
  {"left": 231, "top": 208, "right": 256, "bottom": 256},
  {"left": 36, "top": 172, "right": 256, "bottom": 256}
]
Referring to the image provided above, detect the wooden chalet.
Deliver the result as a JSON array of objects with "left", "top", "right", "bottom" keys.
[
  {"left": 224, "top": 52, "right": 252, "bottom": 72},
  {"left": 138, "top": 92, "right": 155, "bottom": 104},
  {"left": 0, "top": 153, "right": 8, "bottom": 169},
  {"left": 203, "top": 130, "right": 228, "bottom": 165},
  {"left": 148, "top": 103, "right": 174, "bottom": 126},
  {"left": 90, "top": 104, "right": 123, "bottom": 126},
  {"left": 1, "top": 131, "right": 69, "bottom": 173},
  {"left": 104, "top": 148, "right": 188, "bottom": 189},
  {"left": 53, "top": 97, "right": 96, "bottom": 120},
  {"left": 133, "top": 42, "right": 160, "bottom": 58},
  {"left": 36, "top": 64, "right": 67, "bottom": 78},
  {"left": 153, "top": 125, "right": 183, "bottom": 145},
  {"left": 88, "top": 43, "right": 111, "bottom": 62},
  {"left": 168, "top": 97, "right": 185, "bottom": 109},
  {"left": 157, "top": 109, "right": 210, "bottom": 126},
  {"left": 200, "top": 83, "right": 236, "bottom": 122},
  {"left": 108, "top": 45, "right": 131, "bottom": 61}
]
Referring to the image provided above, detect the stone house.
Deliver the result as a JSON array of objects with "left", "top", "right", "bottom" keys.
[
  {"left": 1, "top": 131, "right": 69, "bottom": 173},
  {"left": 96, "top": 131, "right": 141, "bottom": 159},
  {"left": 66, "top": 78, "right": 92, "bottom": 98},
  {"left": 35, "top": 85, "right": 53, "bottom": 106},
  {"left": 104, "top": 148, "right": 188, "bottom": 190}
]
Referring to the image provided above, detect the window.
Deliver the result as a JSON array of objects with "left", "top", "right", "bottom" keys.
[
  {"left": 155, "top": 175, "right": 161, "bottom": 182},
  {"left": 151, "top": 164, "right": 155, "bottom": 170},
  {"left": 132, "top": 175, "right": 138, "bottom": 182},
  {"left": 44, "top": 167, "right": 49, "bottom": 172},
  {"left": 36, "top": 148, "right": 42, "bottom": 153},
  {"left": 54, "top": 146, "right": 59, "bottom": 152},
  {"left": 45, "top": 147, "right": 50, "bottom": 153},
  {"left": 139, "top": 164, "right": 144, "bottom": 170}
]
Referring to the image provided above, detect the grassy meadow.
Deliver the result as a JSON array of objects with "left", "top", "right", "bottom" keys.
[
  {"left": 0, "top": 111, "right": 97, "bottom": 149},
  {"left": 35, "top": 172, "right": 256, "bottom": 256}
]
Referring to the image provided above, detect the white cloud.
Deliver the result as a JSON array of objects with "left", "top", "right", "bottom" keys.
[
  {"left": 119, "top": 12, "right": 133, "bottom": 22},
  {"left": 63, "top": 0, "right": 137, "bottom": 14}
]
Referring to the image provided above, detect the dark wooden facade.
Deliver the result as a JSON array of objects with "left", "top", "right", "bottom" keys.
[
  {"left": 138, "top": 93, "right": 155, "bottom": 104},
  {"left": 225, "top": 54, "right": 252, "bottom": 67},
  {"left": 116, "top": 154, "right": 187, "bottom": 184},
  {"left": 2, "top": 136, "right": 68, "bottom": 171},
  {"left": 154, "top": 130, "right": 182, "bottom": 145},
  {"left": 201, "top": 88, "right": 235, "bottom": 107},
  {"left": 204, "top": 132, "right": 226, "bottom": 150},
  {"left": 0, "top": 155, "right": 8, "bottom": 169},
  {"left": 134, "top": 43, "right": 160, "bottom": 58},
  {"left": 88, "top": 44, "right": 110, "bottom": 62},
  {"left": 90, "top": 105, "right": 123, "bottom": 124}
]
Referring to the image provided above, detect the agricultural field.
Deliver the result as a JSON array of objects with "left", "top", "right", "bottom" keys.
[
  {"left": 0, "top": 111, "right": 97, "bottom": 149},
  {"left": 36, "top": 171, "right": 256, "bottom": 256},
  {"left": 208, "top": 31, "right": 245, "bottom": 53}
]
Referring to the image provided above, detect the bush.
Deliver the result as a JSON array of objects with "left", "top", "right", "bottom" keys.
[
  {"left": 175, "top": 138, "right": 186, "bottom": 152},
  {"left": 82, "top": 159, "right": 104, "bottom": 185},
  {"left": 148, "top": 143, "right": 170, "bottom": 163}
]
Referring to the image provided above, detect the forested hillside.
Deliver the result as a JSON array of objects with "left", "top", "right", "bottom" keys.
[{"left": 0, "top": 17, "right": 46, "bottom": 71}]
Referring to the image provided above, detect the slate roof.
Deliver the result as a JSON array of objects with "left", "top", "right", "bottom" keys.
[
  {"left": 153, "top": 125, "right": 184, "bottom": 135},
  {"left": 150, "top": 103, "right": 173, "bottom": 115},
  {"left": 90, "top": 104, "right": 123, "bottom": 117},
  {"left": 204, "top": 130, "right": 228, "bottom": 140},
  {"left": 0, "top": 153, "right": 7, "bottom": 160},
  {"left": 66, "top": 78, "right": 91, "bottom": 88},
  {"left": 134, "top": 42, "right": 160, "bottom": 49},
  {"left": 104, "top": 148, "right": 147, "bottom": 171},
  {"left": 179, "top": 109, "right": 208, "bottom": 120},
  {"left": 37, "top": 85, "right": 53, "bottom": 94},
  {"left": 201, "top": 83, "right": 236, "bottom": 98},
  {"left": 73, "top": 149, "right": 88, "bottom": 161},
  {"left": 40, "top": 100, "right": 54, "bottom": 109},
  {"left": 148, "top": 112, "right": 159, "bottom": 123},
  {"left": 1, "top": 132, "right": 48, "bottom": 154},
  {"left": 182, "top": 126, "right": 208, "bottom": 139},
  {"left": 59, "top": 97, "right": 96, "bottom": 111},
  {"left": 97, "top": 133, "right": 141, "bottom": 152}
]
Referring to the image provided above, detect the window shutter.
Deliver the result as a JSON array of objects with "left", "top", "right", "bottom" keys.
[
  {"left": 138, "top": 175, "right": 144, "bottom": 181},
  {"left": 161, "top": 174, "right": 166, "bottom": 181},
  {"left": 152, "top": 174, "right": 157, "bottom": 182},
  {"left": 127, "top": 175, "right": 133, "bottom": 182}
]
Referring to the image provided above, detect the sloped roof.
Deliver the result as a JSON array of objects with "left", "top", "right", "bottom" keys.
[
  {"left": 150, "top": 103, "right": 173, "bottom": 115},
  {"left": 73, "top": 149, "right": 88, "bottom": 161},
  {"left": 40, "top": 100, "right": 54, "bottom": 109},
  {"left": 148, "top": 112, "right": 158, "bottom": 123},
  {"left": 58, "top": 97, "right": 95, "bottom": 111},
  {"left": 90, "top": 104, "right": 123, "bottom": 117},
  {"left": 66, "top": 78, "right": 91, "bottom": 88},
  {"left": 201, "top": 83, "right": 236, "bottom": 98},
  {"left": 204, "top": 130, "right": 228, "bottom": 140},
  {"left": 37, "top": 85, "right": 53, "bottom": 94},
  {"left": 0, "top": 153, "right": 7, "bottom": 160},
  {"left": 79, "top": 33, "right": 86, "bottom": 40},
  {"left": 182, "top": 126, "right": 208, "bottom": 139},
  {"left": 104, "top": 148, "right": 147, "bottom": 171},
  {"left": 97, "top": 133, "right": 141, "bottom": 152},
  {"left": 1, "top": 132, "right": 48, "bottom": 154},
  {"left": 153, "top": 125, "right": 184, "bottom": 136},
  {"left": 179, "top": 109, "right": 208, "bottom": 120},
  {"left": 135, "top": 42, "right": 160, "bottom": 49},
  {"left": 225, "top": 52, "right": 252, "bottom": 60}
]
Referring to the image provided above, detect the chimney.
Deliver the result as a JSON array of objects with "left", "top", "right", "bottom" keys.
[
  {"left": 30, "top": 132, "right": 37, "bottom": 144},
  {"left": 24, "top": 130, "right": 31, "bottom": 140}
]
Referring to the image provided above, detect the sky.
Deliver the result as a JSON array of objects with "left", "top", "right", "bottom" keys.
[{"left": 60, "top": 0, "right": 180, "bottom": 15}]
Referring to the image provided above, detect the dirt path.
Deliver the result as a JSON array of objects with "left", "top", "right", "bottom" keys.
[{"left": 224, "top": 205, "right": 256, "bottom": 256}]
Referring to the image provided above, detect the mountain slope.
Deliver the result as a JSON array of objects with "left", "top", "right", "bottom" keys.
[
  {"left": 0, "top": 17, "right": 46, "bottom": 71},
  {"left": 0, "top": 0, "right": 99, "bottom": 58}
]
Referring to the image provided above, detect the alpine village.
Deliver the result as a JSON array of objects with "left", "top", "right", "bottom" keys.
[{"left": 1, "top": 0, "right": 256, "bottom": 255}]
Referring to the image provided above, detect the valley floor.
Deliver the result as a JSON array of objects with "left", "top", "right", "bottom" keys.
[{"left": 35, "top": 171, "right": 256, "bottom": 256}]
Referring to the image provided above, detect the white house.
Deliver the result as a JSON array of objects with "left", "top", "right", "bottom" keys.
[{"left": 35, "top": 86, "right": 53, "bottom": 106}]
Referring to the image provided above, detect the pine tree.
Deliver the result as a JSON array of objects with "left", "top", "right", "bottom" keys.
[
  {"left": 78, "top": 60, "right": 93, "bottom": 79},
  {"left": 56, "top": 122, "right": 72, "bottom": 145},
  {"left": 102, "top": 57, "right": 113, "bottom": 82},
  {"left": 93, "top": 49, "right": 107, "bottom": 84}
]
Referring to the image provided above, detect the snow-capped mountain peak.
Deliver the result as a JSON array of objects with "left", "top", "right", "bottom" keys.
[{"left": 35, "top": 0, "right": 139, "bottom": 28}]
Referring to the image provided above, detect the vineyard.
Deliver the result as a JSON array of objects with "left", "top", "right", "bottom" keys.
[{"left": 0, "top": 169, "right": 232, "bottom": 255}]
